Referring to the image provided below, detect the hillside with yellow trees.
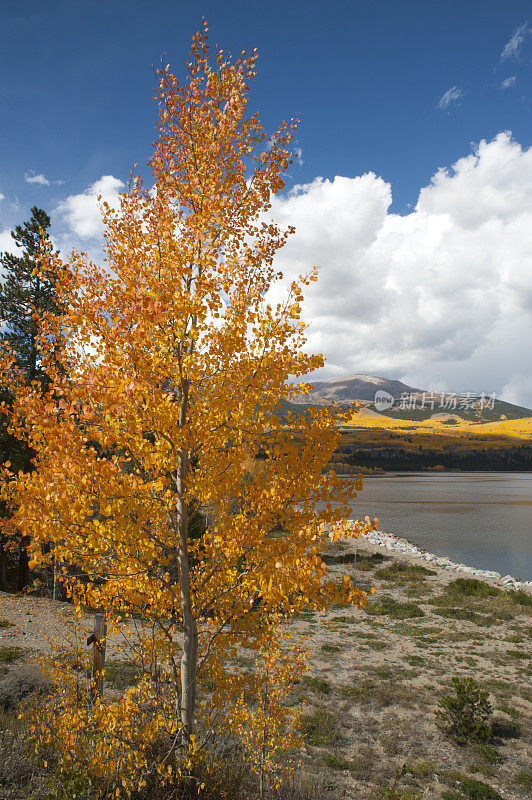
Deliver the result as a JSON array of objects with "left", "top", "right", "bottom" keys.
[{"left": 329, "top": 409, "right": 532, "bottom": 472}]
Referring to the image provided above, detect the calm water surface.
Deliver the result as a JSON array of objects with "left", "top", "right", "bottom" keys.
[{"left": 349, "top": 472, "right": 532, "bottom": 581}]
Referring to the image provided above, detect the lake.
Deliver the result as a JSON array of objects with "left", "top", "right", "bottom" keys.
[{"left": 348, "top": 472, "right": 532, "bottom": 581}]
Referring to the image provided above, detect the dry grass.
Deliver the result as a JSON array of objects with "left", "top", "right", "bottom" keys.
[{"left": 0, "top": 537, "right": 530, "bottom": 800}]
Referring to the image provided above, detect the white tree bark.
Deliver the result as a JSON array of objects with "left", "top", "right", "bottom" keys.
[{"left": 176, "top": 380, "right": 198, "bottom": 736}]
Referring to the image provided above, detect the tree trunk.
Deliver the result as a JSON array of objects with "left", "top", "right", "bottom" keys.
[
  {"left": 176, "top": 382, "right": 198, "bottom": 737},
  {"left": 90, "top": 613, "right": 107, "bottom": 701},
  {"left": 17, "top": 536, "right": 30, "bottom": 591},
  {"left": 53, "top": 555, "right": 66, "bottom": 601},
  {"left": 0, "top": 536, "right": 7, "bottom": 591}
]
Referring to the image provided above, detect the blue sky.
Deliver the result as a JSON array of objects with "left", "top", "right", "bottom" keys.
[
  {"left": 1, "top": 1, "right": 532, "bottom": 404},
  {"left": 1, "top": 0, "right": 531, "bottom": 213}
]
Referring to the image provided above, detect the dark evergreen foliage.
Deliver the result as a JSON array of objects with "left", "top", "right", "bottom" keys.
[
  {"left": 0, "top": 206, "right": 62, "bottom": 386},
  {"left": 338, "top": 444, "right": 532, "bottom": 471},
  {"left": 0, "top": 207, "right": 62, "bottom": 590}
]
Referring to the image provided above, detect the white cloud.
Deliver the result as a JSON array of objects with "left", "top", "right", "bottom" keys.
[
  {"left": 501, "top": 375, "right": 532, "bottom": 408},
  {"left": 501, "top": 76, "right": 517, "bottom": 89},
  {"left": 437, "top": 85, "right": 464, "bottom": 110},
  {"left": 0, "top": 228, "right": 21, "bottom": 256},
  {"left": 0, "top": 193, "right": 4, "bottom": 201},
  {"left": 56, "top": 175, "right": 124, "bottom": 239},
  {"left": 501, "top": 21, "right": 530, "bottom": 61},
  {"left": 25, "top": 171, "right": 50, "bottom": 186},
  {"left": 267, "top": 132, "right": 532, "bottom": 407}
]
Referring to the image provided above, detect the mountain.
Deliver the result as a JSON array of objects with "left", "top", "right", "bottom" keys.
[
  {"left": 292, "top": 374, "right": 532, "bottom": 422},
  {"left": 293, "top": 374, "right": 422, "bottom": 405}
]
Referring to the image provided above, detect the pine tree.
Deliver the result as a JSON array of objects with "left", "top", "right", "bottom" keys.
[
  {"left": 0, "top": 207, "right": 62, "bottom": 589},
  {"left": 0, "top": 207, "right": 62, "bottom": 385}
]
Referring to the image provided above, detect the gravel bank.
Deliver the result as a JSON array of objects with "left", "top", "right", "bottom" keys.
[{"left": 344, "top": 521, "right": 532, "bottom": 591}]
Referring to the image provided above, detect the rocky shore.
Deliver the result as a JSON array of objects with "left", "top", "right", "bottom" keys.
[{"left": 344, "top": 521, "right": 532, "bottom": 591}]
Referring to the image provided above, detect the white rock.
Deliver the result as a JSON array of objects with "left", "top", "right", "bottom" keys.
[{"left": 359, "top": 528, "right": 527, "bottom": 589}]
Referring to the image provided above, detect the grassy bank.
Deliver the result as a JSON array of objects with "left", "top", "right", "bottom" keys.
[
  {"left": 286, "top": 539, "right": 531, "bottom": 799},
  {"left": 0, "top": 538, "right": 530, "bottom": 799}
]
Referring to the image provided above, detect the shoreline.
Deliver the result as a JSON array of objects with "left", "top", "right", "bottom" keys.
[{"left": 343, "top": 521, "right": 532, "bottom": 591}]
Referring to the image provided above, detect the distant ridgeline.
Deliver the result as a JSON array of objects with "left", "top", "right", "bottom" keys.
[{"left": 280, "top": 374, "right": 532, "bottom": 472}]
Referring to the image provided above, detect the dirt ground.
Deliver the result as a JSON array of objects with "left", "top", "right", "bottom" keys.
[
  {"left": 287, "top": 536, "right": 532, "bottom": 799},
  {"left": 1, "top": 535, "right": 531, "bottom": 800}
]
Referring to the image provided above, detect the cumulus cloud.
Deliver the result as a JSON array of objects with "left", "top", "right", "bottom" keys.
[
  {"left": 438, "top": 85, "right": 463, "bottom": 110},
  {"left": 57, "top": 175, "right": 124, "bottom": 239},
  {"left": 501, "top": 375, "right": 532, "bottom": 408},
  {"left": 501, "top": 76, "right": 517, "bottom": 89},
  {"left": 0, "top": 228, "right": 21, "bottom": 257},
  {"left": 0, "top": 193, "right": 4, "bottom": 201},
  {"left": 267, "top": 132, "right": 532, "bottom": 407},
  {"left": 25, "top": 171, "right": 50, "bottom": 186},
  {"left": 501, "top": 21, "right": 530, "bottom": 61}
]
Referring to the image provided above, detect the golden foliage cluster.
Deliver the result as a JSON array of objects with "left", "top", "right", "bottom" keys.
[
  {"left": 1, "top": 25, "right": 376, "bottom": 796},
  {"left": 342, "top": 408, "right": 532, "bottom": 452}
]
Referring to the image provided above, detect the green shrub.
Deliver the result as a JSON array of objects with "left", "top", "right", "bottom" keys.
[
  {"left": 378, "top": 734, "right": 401, "bottom": 756},
  {"left": 444, "top": 579, "right": 500, "bottom": 599},
  {"left": 508, "top": 589, "right": 532, "bottom": 607},
  {"left": 403, "top": 761, "right": 434, "bottom": 778},
  {"left": 405, "top": 655, "right": 426, "bottom": 667},
  {"left": 442, "top": 777, "right": 504, "bottom": 800},
  {"left": 321, "top": 644, "right": 340, "bottom": 653},
  {"left": 340, "top": 679, "right": 412, "bottom": 708},
  {"left": 0, "top": 646, "right": 24, "bottom": 664},
  {"left": 504, "top": 634, "right": 524, "bottom": 643},
  {"left": 366, "top": 596, "right": 425, "bottom": 619},
  {"left": 515, "top": 771, "right": 532, "bottom": 791},
  {"left": 473, "top": 744, "right": 501, "bottom": 764},
  {"left": 496, "top": 703, "right": 519, "bottom": 718},
  {"left": 373, "top": 666, "right": 395, "bottom": 679},
  {"left": 433, "top": 608, "right": 492, "bottom": 626},
  {"left": 299, "top": 709, "right": 340, "bottom": 746},
  {"left": 303, "top": 676, "right": 331, "bottom": 694},
  {"left": 375, "top": 563, "right": 435, "bottom": 582},
  {"left": 457, "top": 777, "right": 503, "bottom": 799},
  {"left": 435, "top": 677, "right": 492, "bottom": 744},
  {"left": 322, "top": 752, "right": 351, "bottom": 770},
  {"left": 366, "top": 639, "right": 387, "bottom": 651},
  {"left": 104, "top": 660, "right": 142, "bottom": 689},
  {"left": 357, "top": 557, "right": 380, "bottom": 571},
  {"left": 506, "top": 649, "right": 529, "bottom": 660}
]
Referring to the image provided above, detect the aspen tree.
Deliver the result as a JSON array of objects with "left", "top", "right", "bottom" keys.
[{"left": 1, "top": 26, "right": 376, "bottom": 795}]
